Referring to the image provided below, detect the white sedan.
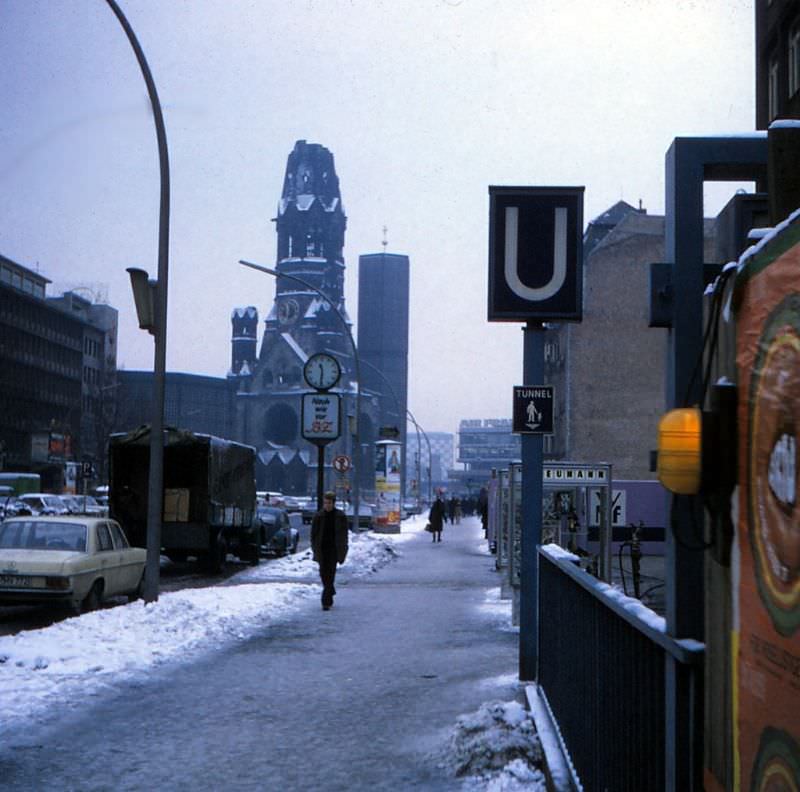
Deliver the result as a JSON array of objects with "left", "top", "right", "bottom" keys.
[{"left": 0, "top": 517, "right": 146, "bottom": 613}]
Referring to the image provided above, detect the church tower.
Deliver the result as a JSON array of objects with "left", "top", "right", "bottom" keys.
[
  {"left": 234, "top": 140, "right": 378, "bottom": 494},
  {"left": 263, "top": 139, "right": 351, "bottom": 363}
]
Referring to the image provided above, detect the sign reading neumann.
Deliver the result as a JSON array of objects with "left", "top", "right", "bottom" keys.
[
  {"left": 544, "top": 466, "right": 608, "bottom": 482},
  {"left": 488, "top": 186, "right": 584, "bottom": 322}
]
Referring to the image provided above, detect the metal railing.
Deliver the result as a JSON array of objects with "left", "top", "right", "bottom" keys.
[{"left": 537, "top": 548, "right": 704, "bottom": 791}]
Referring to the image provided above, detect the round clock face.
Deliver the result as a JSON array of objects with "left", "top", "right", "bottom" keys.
[
  {"left": 278, "top": 298, "right": 299, "bottom": 325},
  {"left": 304, "top": 353, "right": 341, "bottom": 390}
]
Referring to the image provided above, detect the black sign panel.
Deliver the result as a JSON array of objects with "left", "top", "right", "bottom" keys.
[
  {"left": 488, "top": 186, "right": 584, "bottom": 322},
  {"left": 513, "top": 385, "right": 554, "bottom": 434}
]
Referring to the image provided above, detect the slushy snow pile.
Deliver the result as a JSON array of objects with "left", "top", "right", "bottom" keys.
[{"left": 438, "top": 700, "right": 546, "bottom": 790}]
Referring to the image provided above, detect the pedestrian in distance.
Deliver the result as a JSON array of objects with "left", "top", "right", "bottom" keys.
[
  {"left": 478, "top": 487, "right": 489, "bottom": 537},
  {"left": 310, "top": 491, "right": 349, "bottom": 610},
  {"left": 428, "top": 495, "right": 445, "bottom": 543}
]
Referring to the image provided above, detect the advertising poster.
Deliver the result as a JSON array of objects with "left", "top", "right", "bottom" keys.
[
  {"left": 374, "top": 440, "right": 401, "bottom": 533},
  {"left": 734, "top": 218, "right": 800, "bottom": 791}
]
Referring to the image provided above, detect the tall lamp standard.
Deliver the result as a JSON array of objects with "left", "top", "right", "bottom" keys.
[
  {"left": 106, "top": 0, "right": 170, "bottom": 603},
  {"left": 238, "top": 259, "right": 362, "bottom": 533}
]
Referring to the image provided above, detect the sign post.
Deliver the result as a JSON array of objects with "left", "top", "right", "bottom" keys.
[
  {"left": 488, "top": 185, "right": 583, "bottom": 683},
  {"left": 301, "top": 353, "right": 343, "bottom": 510}
]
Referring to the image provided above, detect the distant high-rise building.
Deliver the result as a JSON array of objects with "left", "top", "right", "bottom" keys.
[
  {"left": 406, "top": 430, "right": 453, "bottom": 497},
  {"left": 0, "top": 254, "right": 118, "bottom": 488},
  {"left": 357, "top": 251, "right": 410, "bottom": 493}
]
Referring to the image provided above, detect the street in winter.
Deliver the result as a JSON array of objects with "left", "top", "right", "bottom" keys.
[{"left": 0, "top": 516, "right": 551, "bottom": 791}]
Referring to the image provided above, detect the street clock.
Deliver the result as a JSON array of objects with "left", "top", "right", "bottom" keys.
[{"left": 303, "top": 352, "right": 341, "bottom": 391}]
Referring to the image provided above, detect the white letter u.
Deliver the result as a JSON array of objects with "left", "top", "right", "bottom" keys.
[{"left": 504, "top": 206, "right": 567, "bottom": 301}]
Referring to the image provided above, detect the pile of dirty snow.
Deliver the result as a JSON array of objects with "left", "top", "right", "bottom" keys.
[{"left": 438, "top": 700, "right": 546, "bottom": 790}]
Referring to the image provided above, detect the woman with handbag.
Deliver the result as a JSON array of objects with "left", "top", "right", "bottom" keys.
[{"left": 428, "top": 494, "right": 445, "bottom": 543}]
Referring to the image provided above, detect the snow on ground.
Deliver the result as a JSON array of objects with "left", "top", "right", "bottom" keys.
[
  {"left": 0, "top": 513, "right": 545, "bottom": 788},
  {"left": 437, "top": 700, "right": 546, "bottom": 791}
]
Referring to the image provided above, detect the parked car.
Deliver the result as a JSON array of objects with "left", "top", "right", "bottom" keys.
[
  {"left": 0, "top": 497, "right": 38, "bottom": 521},
  {"left": 344, "top": 502, "right": 373, "bottom": 529},
  {"left": 19, "top": 493, "right": 70, "bottom": 515},
  {"left": 60, "top": 494, "right": 107, "bottom": 517},
  {"left": 255, "top": 506, "right": 299, "bottom": 557},
  {"left": 0, "top": 516, "right": 146, "bottom": 613},
  {"left": 300, "top": 498, "right": 318, "bottom": 524},
  {"left": 281, "top": 496, "right": 304, "bottom": 513}
]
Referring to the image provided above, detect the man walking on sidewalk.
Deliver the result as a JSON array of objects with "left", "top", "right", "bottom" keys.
[{"left": 311, "top": 491, "right": 349, "bottom": 610}]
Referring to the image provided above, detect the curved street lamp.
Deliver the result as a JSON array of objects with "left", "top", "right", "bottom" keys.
[
  {"left": 238, "top": 259, "right": 363, "bottom": 532},
  {"left": 106, "top": 0, "right": 170, "bottom": 603}
]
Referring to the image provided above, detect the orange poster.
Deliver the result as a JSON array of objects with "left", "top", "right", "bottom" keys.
[{"left": 734, "top": 214, "right": 800, "bottom": 791}]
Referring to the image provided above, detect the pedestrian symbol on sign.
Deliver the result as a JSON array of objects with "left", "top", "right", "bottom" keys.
[{"left": 526, "top": 400, "right": 542, "bottom": 429}]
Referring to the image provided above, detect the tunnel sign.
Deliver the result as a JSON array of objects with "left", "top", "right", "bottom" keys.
[
  {"left": 513, "top": 386, "right": 554, "bottom": 434},
  {"left": 488, "top": 186, "right": 584, "bottom": 322}
]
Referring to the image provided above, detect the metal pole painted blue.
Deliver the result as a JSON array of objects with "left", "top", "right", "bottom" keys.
[{"left": 519, "top": 321, "right": 544, "bottom": 681}]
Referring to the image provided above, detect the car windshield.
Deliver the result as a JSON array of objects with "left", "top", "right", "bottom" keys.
[{"left": 0, "top": 520, "right": 88, "bottom": 551}]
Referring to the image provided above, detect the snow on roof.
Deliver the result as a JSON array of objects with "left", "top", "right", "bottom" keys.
[
  {"left": 231, "top": 306, "right": 258, "bottom": 320},
  {"left": 296, "top": 194, "right": 315, "bottom": 211},
  {"left": 737, "top": 204, "right": 800, "bottom": 273},
  {"left": 280, "top": 332, "right": 308, "bottom": 363}
]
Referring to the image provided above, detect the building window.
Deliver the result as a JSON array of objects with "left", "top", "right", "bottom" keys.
[
  {"left": 768, "top": 55, "right": 780, "bottom": 120},
  {"left": 790, "top": 24, "right": 800, "bottom": 98}
]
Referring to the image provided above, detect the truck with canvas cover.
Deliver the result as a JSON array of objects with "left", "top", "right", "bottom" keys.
[{"left": 108, "top": 427, "right": 258, "bottom": 571}]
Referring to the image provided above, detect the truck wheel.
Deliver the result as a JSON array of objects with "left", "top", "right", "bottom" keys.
[
  {"left": 247, "top": 544, "right": 260, "bottom": 566},
  {"left": 206, "top": 536, "right": 227, "bottom": 574}
]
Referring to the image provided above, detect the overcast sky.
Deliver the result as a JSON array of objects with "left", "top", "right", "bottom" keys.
[{"left": 0, "top": 0, "right": 755, "bottom": 434}]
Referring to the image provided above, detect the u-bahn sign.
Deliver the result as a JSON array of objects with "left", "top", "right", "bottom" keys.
[{"left": 488, "top": 186, "right": 584, "bottom": 322}]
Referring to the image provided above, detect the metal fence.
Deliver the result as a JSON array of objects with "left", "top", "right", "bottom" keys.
[{"left": 537, "top": 549, "right": 704, "bottom": 791}]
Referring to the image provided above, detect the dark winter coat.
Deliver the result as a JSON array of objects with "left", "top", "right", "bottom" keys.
[
  {"left": 428, "top": 498, "right": 445, "bottom": 532},
  {"left": 310, "top": 508, "right": 349, "bottom": 564}
]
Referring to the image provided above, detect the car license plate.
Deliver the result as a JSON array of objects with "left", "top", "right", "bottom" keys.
[{"left": 0, "top": 574, "right": 33, "bottom": 587}]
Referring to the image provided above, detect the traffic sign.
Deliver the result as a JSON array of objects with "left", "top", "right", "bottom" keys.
[
  {"left": 488, "top": 186, "right": 584, "bottom": 322},
  {"left": 512, "top": 385, "right": 554, "bottom": 434},
  {"left": 332, "top": 454, "right": 351, "bottom": 473}
]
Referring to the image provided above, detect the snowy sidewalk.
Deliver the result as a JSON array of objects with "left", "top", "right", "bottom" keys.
[{"left": 1, "top": 516, "right": 547, "bottom": 790}]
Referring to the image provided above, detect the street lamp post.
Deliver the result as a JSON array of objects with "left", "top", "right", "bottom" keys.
[
  {"left": 239, "top": 259, "right": 362, "bottom": 533},
  {"left": 407, "top": 411, "right": 432, "bottom": 505},
  {"left": 106, "top": 0, "right": 170, "bottom": 604}
]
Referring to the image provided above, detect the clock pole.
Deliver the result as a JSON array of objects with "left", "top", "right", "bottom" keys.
[{"left": 316, "top": 445, "right": 325, "bottom": 511}]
